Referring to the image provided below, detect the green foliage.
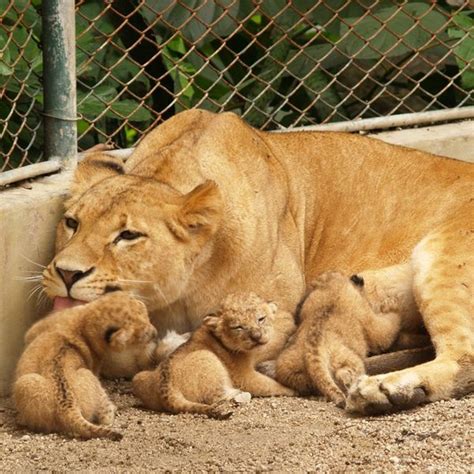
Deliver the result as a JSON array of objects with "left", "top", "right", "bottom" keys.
[
  {"left": 448, "top": 11, "right": 474, "bottom": 89},
  {"left": 1, "top": 0, "right": 473, "bottom": 167}
]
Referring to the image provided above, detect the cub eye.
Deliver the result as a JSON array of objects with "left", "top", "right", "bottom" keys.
[
  {"left": 114, "top": 230, "right": 145, "bottom": 244},
  {"left": 257, "top": 316, "right": 266, "bottom": 324},
  {"left": 65, "top": 217, "right": 78, "bottom": 231},
  {"left": 231, "top": 326, "right": 244, "bottom": 331}
]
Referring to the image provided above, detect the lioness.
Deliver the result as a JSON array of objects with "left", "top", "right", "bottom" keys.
[{"left": 42, "top": 109, "right": 473, "bottom": 414}]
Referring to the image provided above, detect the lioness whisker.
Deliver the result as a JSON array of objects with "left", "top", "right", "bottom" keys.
[
  {"left": 20, "top": 254, "right": 46, "bottom": 269},
  {"left": 117, "top": 278, "right": 154, "bottom": 285},
  {"left": 132, "top": 293, "right": 152, "bottom": 304},
  {"left": 19, "top": 269, "right": 44, "bottom": 275},
  {"left": 37, "top": 290, "right": 50, "bottom": 310},
  {"left": 153, "top": 284, "right": 181, "bottom": 322},
  {"left": 27, "top": 283, "right": 43, "bottom": 302},
  {"left": 14, "top": 275, "right": 44, "bottom": 282},
  {"left": 154, "top": 283, "right": 171, "bottom": 307}
]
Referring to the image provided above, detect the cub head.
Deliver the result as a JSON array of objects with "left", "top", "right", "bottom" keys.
[
  {"left": 300, "top": 271, "right": 372, "bottom": 322},
  {"left": 81, "top": 292, "right": 157, "bottom": 353},
  {"left": 42, "top": 154, "right": 224, "bottom": 311},
  {"left": 203, "top": 292, "right": 277, "bottom": 352}
]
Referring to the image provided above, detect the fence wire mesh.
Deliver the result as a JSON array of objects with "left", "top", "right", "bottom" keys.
[
  {"left": 1, "top": 0, "right": 473, "bottom": 172},
  {"left": 0, "top": 0, "right": 43, "bottom": 172}
]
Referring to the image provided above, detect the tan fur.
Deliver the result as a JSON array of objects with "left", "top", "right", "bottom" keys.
[
  {"left": 276, "top": 268, "right": 428, "bottom": 406},
  {"left": 133, "top": 293, "right": 295, "bottom": 419},
  {"left": 13, "top": 293, "right": 156, "bottom": 439},
  {"left": 42, "top": 109, "right": 473, "bottom": 413}
]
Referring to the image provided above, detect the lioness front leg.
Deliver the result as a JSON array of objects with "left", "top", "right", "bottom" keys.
[{"left": 347, "top": 216, "right": 473, "bottom": 414}]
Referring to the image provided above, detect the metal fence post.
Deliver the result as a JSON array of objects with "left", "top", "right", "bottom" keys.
[{"left": 42, "top": 0, "right": 77, "bottom": 167}]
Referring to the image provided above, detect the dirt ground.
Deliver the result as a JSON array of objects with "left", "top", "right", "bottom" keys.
[{"left": 0, "top": 380, "right": 472, "bottom": 472}]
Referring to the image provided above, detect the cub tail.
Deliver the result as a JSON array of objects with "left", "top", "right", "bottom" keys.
[{"left": 60, "top": 406, "right": 123, "bottom": 441}]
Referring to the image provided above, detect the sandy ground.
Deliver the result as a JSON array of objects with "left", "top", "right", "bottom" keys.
[{"left": 0, "top": 380, "right": 472, "bottom": 472}]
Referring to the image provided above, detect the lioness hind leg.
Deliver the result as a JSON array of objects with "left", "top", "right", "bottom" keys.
[{"left": 347, "top": 216, "right": 473, "bottom": 414}]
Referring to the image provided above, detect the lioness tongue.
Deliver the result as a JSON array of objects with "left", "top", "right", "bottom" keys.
[{"left": 53, "top": 296, "right": 86, "bottom": 311}]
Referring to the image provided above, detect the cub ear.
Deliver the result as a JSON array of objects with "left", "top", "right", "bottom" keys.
[
  {"left": 67, "top": 152, "right": 124, "bottom": 206},
  {"left": 267, "top": 302, "right": 278, "bottom": 314},
  {"left": 170, "top": 180, "right": 224, "bottom": 241},
  {"left": 203, "top": 313, "right": 220, "bottom": 329}
]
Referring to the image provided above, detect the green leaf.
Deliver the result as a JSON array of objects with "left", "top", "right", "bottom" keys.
[
  {"left": 211, "top": 0, "right": 240, "bottom": 37},
  {"left": 452, "top": 11, "right": 474, "bottom": 31},
  {"left": 339, "top": 3, "right": 448, "bottom": 60},
  {"left": 0, "top": 61, "right": 13, "bottom": 76},
  {"left": 108, "top": 101, "right": 153, "bottom": 121},
  {"left": 286, "top": 44, "right": 346, "bottom": 76},
  {"left": 461, "top": 69, "right": 474, "bottom": 89},
  {"left": 449, "top": 12, "right": 474, "bottom": 89}
]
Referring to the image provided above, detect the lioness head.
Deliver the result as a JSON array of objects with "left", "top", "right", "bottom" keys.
[
  {"left": 43, "top": 154, "right": 223, "bottom": 311},
  {"left": 203, "top": 292, "right": 277, "bottom": 352}
]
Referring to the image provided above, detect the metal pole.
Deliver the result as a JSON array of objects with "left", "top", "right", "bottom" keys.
[
  {"left": 279, "top": 106, "right": 474, "bottom": 133},
  {"left": 42, "top": 0, "right": 77, "bottom": 167}
]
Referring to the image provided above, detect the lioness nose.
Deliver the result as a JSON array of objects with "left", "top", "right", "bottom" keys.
[{"left": 55, "top": 266, "right": 94, "bottom": 291}]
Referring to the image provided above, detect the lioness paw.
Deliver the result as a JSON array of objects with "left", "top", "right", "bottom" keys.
[{"left": 346, "top": 372, "right": 427, "bottom": 415}]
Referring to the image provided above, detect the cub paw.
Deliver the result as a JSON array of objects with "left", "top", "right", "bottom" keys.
[
  {"left": 97, "top": 403, "right": 117, "bottom": 426},
  {"left": 233, "top": 391, "right": 252, "bottom": 404},
  {"left": 335, "top": 367, "right": 361, "bottom": 393},
  {"left": 208, "top": 400, "right": 234, "bottom": 420},
  {"left": 107, "top": 325, "right": 157, "bottom": 351},
  {"left": 346, "top": 373, "right": 427, "bottom": 415}
]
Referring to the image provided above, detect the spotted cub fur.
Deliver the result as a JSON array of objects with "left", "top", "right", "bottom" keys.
[
  {"left": 13, "top": 292, "right": 156, "bottom": 440},
  {"left": 133, "top": 292, "right": 295, "bottom": 419},
  {"left": 275, "top": 265, "right": 428, "bottom": 407}
]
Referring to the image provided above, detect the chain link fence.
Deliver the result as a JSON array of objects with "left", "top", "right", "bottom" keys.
[
  {"left": 0, "top": 0, "right": 43, "bottom": 172},
  {"left": 1, "top": 0, "right": 473, "bottom": 173}
]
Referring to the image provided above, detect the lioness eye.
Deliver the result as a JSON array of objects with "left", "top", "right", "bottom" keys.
[
  {"left": 65, "top": 217, "right": 78, "bottom": 231},
  {"left": 231, "top": 326, "right": 244, "bottom": 331},
  {"left": 258, "top": 316, "right": 266, "bottom": 324},
  {"left": 114, "top": 230, "right": 145, "bottom": 244}
]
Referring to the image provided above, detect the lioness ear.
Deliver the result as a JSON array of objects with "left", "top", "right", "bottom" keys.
[
  {"left": 170, "top": 180, "right": 223, "bottom": 241},
  {"left": 67, "top": 152, "right": 124, "bottom": 206}
]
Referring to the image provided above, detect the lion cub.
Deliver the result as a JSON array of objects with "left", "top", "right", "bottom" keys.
[
  {"left": 13, "top": 292, "right": 156, "bottom": 440},
  {"left": 133, "top": 292, "right": 295, "bottom": 419},
  {"left": 275, "top": 265, "right": 427, "bottom": 407}
]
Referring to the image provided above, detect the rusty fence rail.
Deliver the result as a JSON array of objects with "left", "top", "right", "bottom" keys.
[{"left": 1, "top": 0, "right": 473, "bottom": 173}]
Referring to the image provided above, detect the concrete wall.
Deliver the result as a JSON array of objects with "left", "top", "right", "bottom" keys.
[
  {"left": 0, "top": 121, "right": 472, "bottom": 395},
  {"left": 0, "top": 172, "right": 70, "bottom": 395}
]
